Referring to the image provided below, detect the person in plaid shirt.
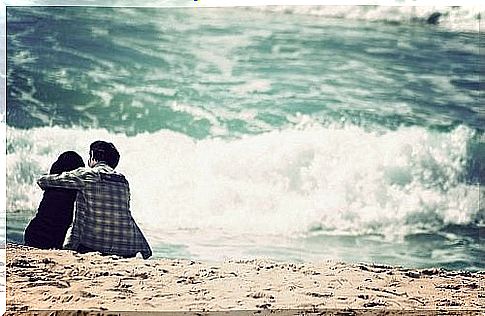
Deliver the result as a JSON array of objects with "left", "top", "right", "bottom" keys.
[{"left": 37, "top": 141, "right": 152, "bottom": 259}]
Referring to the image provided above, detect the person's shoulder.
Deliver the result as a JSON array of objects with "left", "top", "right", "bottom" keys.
[
  {"left": 68, "top": 166, "right": 92, "bottom": 175},
  {"left": 92, "top": 164, "right": 128, "bottom": 183},
  {"left": 100, "top": 171, "right": 129, "bottom": 185},
  {"left": 60, "top": 166, "right": 97, "bottom": 180},
  {"left": 42, "top": 187, "right": 78, "bottom": 200}
]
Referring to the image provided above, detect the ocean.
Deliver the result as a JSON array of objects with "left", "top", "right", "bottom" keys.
[{"left": 5, "top": 5, "right": 484, "bottom": 270}]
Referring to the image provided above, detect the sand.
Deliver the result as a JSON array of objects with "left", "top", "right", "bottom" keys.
[
  {"left": 5, "top": 243, "right": 484, "bottom": 314},
  {"left": 1, "top": 248, "right": 5, "bottom": 315}
]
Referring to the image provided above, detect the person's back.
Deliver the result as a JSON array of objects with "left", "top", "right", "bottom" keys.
[
  {"left": 65, "top": 162, "right": 151, "bottom": 258},
  {"left": 24, "top": 151, "right": 84, "bottom": 249},
  {"left": 37, "top": 141, "right": 152, "bottom": 259}
]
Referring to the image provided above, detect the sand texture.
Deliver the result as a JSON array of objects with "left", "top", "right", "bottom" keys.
[{"left": 6, "top": 244, "right": 484, "bottom": 314}]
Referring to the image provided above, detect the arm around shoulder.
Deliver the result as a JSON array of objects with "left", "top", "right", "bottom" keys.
[{"left": 37, "top": 167, "right": 88, "bottom": 190}]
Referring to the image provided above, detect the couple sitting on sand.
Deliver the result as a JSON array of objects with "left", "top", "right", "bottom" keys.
[{"left": 24, "top": 141, "right": 152, "bottom": 259}]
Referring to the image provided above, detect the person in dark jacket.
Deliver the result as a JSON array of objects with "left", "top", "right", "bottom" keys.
[{"left": 24, "top": 151, "right": 85, "bottom": 249}]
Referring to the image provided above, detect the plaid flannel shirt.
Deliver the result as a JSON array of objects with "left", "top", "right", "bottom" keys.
[{"left": 37, "top": 162, "right": 152, "bottom": 259}]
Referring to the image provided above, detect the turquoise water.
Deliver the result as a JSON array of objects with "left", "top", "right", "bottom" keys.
[{"left": 6, "top": 7, "right": 484, "bottom": 270}]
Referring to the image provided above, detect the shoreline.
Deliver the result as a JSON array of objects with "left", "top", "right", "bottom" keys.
[{"left": 6, "top": 243, "right": 484, "bottom": 313}]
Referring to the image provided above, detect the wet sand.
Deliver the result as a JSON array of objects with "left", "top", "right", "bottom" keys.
[{"left": 6, "top": 243, "right": 484, "bottom": 314}]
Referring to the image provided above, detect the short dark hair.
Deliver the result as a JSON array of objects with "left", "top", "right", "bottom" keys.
[{"left": 89, "top": 141, "right": 120, "bottom": 169}]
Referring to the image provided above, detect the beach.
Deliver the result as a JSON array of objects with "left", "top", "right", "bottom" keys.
[
  {"left": 5, "top": 5, "right": 484, "bottom": 315},
  {"left": 7, "top": 6, "right": 484, "bottom": 270},
  {"left": 6, "top": 243, "right": 484, "bottom": 313}
]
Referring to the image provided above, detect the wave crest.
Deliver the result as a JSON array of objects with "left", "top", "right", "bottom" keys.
[
  {"left": 249, "top": 6, "right": 482, "bottom": 33},
  {"left": 6, "top": 123, "right": 483, "bottom": 241}
]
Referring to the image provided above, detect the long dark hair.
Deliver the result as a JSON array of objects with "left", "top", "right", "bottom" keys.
[{"left": 50, "top": 151, "right": 85, "bottom": 174}]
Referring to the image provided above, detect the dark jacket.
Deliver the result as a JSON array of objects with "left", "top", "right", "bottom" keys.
[
  {"left": 24, "top": 150, "right": 84, "bottom": 249},
  {"left": 24, "top": 187, "right": 78, "bottom": 249}
]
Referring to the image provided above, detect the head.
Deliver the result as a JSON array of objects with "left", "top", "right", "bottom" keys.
[
  {"left": 50, "top": 151, "right": 85, "bottom": 175},
  {"left": 89, "top": 141, "right": 120, "bottom": 169}
]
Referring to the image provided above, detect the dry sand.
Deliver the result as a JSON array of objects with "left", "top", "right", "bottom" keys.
[
  {"left": 6, "top": 243, "right": 484, "bottom": 314},
  {"left": 1, "top": 248, "right": 5, "bottom": 315}
]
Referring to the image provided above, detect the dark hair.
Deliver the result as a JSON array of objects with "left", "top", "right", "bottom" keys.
[
  {"left": 50, "top": 151, "right": 85, "bottom": 175},
  {"left": 89, "top": 141, "right": 120, "bottom": 169}
]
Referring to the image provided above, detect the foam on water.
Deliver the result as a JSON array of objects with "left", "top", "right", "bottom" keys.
[
  {"left": 6, "top": 123, "right": 482, "bottom": 243},
  {"left": 250, "top": 6, "right": 483, "bottom": 33},
  {"left": 4, "top": 3, "right": 483, "bottom": 268}
]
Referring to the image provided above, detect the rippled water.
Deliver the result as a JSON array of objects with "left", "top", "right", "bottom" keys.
[{"left": 6, "top": 6, "right": 484, "bottom": 269}]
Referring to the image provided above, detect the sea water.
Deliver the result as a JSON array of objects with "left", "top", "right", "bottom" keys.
[{"left": 5, "top": 6, "right": 484, "bottom": 270}]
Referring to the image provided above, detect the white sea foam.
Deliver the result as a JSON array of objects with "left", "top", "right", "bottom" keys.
[
  {"left": 249, "top": 6, "right": 483, "bottom": 33},
  {"left": 230, "top": 79, "right": 272, "bottom": 95},
  {"left": 193, "top": 35, "right": 251, "bottom": 79},
  {"left": 10, "top": 50, "right": 37, "bottom": 66},
  {"left": 7, "top": 0, "right": 482, "bottom": 7},
  {"left": 168, "top": 101, "right": 227, "bottom": 136},
  {"left": 6, "top": 123, "right": 482, "bottom": 244}
]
